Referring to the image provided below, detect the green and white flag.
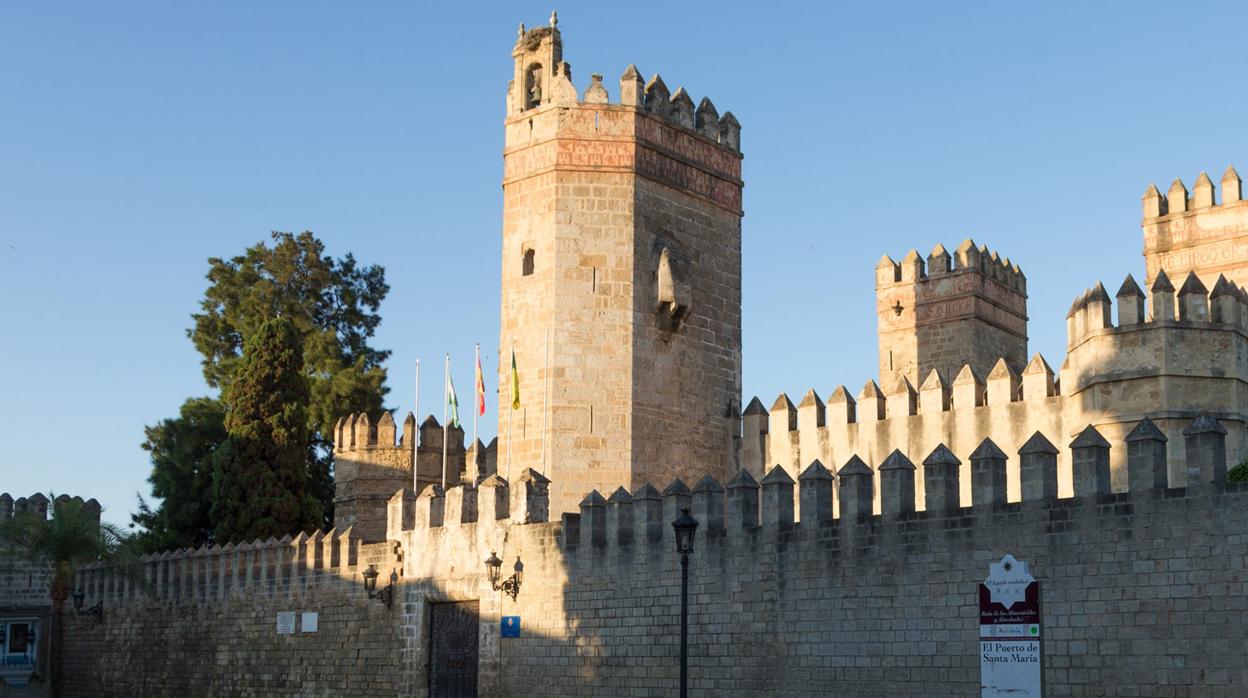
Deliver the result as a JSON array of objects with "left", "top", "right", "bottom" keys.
[{"left": 447, "top": 371, "right": 461, "bottom": 428}]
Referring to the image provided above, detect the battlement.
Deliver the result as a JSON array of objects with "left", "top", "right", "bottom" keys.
[
  {"left": 1065, "top": 270, "right": 1248, "bottom": 348},
  {"left": 876, "top": 239, "right": 1029, "bottom": 388},
  {"left": 1142, "top": 166, "right": 1248, "bottom": 291},
  {"left": 1142, "top": 167, "right": 1244, "bottom": 220},
  {"left": 0, "top": 492, "right": 100, "bottom": 524},
  {"left": 876, "top": 239, "right": 1026, "bottom": 293},
  {"left": 387, "top": 416, "right": 1239, "bottom": 550},
  {"left": 750, "top": 308, "right": 1248, "bottom": 508},
  {"left": 332, "top": 411, "right": 497, "bottom": 541},
  {"left": 72, "top": 526, "right": 399, "bottom": 608},
  {"left": 506, "top": 14, "right": 740, "bottom": 153}
]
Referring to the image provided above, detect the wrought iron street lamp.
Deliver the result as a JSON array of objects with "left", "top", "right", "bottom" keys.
[
  {"left": 671, "top": 507, "right": 698, "bottom": 698},
  {"left": 485, "top": 551, "right": 523, "bottom": 601},
  {"left": 362, "top": 565, "right": 397, "bottom": 608},
  {"left": 71, "top": 590, "right": 103, "bottom": 622}
]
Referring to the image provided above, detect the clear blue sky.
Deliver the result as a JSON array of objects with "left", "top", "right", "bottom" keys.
[{"left": 1, "top": 2, "right": 1243, "bottom": 525}]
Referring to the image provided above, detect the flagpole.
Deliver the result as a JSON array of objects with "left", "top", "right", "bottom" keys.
[
  {"left": 473, "top": 342, "right": 480, "bottom": 472},
  {"left": 507, "top": 336, "right": 514, "bottom": 482},
  {"left": 541, "top": 327, "right": 551, "bottom": 477},
  {"left": 419, "top": 359, "right": 424, "bottom": 491},
  {"left": 441, "top": 353, "right": 449, "bottom": 490}
]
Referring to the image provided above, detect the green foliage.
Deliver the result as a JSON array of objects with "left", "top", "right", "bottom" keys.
[
  {"left": 211, "top": 318, "right": 323, "bottom": 543},
  {"left": 190, "top": 231, "right": 390, "bottom": 441},
  {"left": 130, "top": 397, "right": 227, "bottom": 552},
  {"left": 0, "top": 496, "right": 128, "bottom": 602},
  {"left": 1228, "top": 462, "right": 1248, "bottom": 484},
  {"left": 135, "top": 231, "right": 390, "bottom": 547}
]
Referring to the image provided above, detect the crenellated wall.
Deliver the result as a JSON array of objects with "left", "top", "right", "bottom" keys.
[
  {"left": 752, "top": 272, "right": 1248, "bottom": 511},
  {"left": 876, "top": 239, "right": 1028, "bottom": 389},
  {"left": 57, "top": 529, "right": 408, "bottom": 697},
  {"left": 332, "top": 411, "right": 498, "bottom": 541},
  {"left": 374, "top": 417, "right": 1243, "bottom": 697},
  {"left": 1142, "top": 166, "right": 1248, "bottom": 289},
  {"left": 52, "top": 418, "right": 1248, "bottom": 696}
]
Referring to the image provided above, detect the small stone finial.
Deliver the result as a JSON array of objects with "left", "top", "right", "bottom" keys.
[
  {"left": 549, "top": 10, "right": 558, "bottom": 28},
  {"left": 1126, "top": 417, "right": 1169, "bottom": 492},
  {"left": 1021, "top": 353, "right": 1056, "bottom": 399},
  {"left": 837, "top": 456, "right": 874, "bottom": 521},
  {"left": 695, "top": 97, "right": 720, "bottom": 140},
  {"left": 922, "top": 443, "right": 962, "bottom": 514},
  {"left": 1151, "top": 269, "right": 1174, "bottom": 293},
  {"left": 583, "top": 73, "right": 609, "bottom": 104},
  {"left": 1117, "top": 274, "right": 1145, "bottom": 298},
  {"left": 1070, "top": 425, "right": 1111, "bottom": 497},
  {"left": 879, "top": 450, "right": 916, "bottom": 517},
  {"left": 1142, "top": 183, "right": 1165, "bottom": 218},
  {"left": 1222, "top": 165, "right": 1242, "bottom": 202},
  {"left": 798, "top": 460, "right": 835, "bottom": 525},
  {"left": 518, "top": 23, "right": 526, "bottom": 39},
  {"left": 969, "top": 438, "right": 1008, "bottom": 507},
  {"left": 1177, "top": 272, "right": 1209, "bottom": 322},
  {"left": 718, "top": 111, "right": 741, "bottom": 151},
  {"left": 1167, "top": 178, "right": 1188, "bottom": 214},
  {"left": 1193, "top": 171, "right": 1216, "bottom": 208},
  {"left": 1183, "top": 413, "right": 1228, "bottom": 485},
  {"left": 986, "top": 358, "right": 1021, "bottom": 405},
  {"left": 1018, "top": 431, "right": 1059, "bottom": 502}
]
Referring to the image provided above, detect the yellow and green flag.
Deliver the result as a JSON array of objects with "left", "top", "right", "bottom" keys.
[
  {"left": 447, "top": 372, "right": 460, "bottom": 428},
  {"left": 510, "top": 349, "right": 520, "bottom": 410}
]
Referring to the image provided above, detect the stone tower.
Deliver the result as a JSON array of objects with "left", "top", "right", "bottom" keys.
[
  {"left": 1142, "top": 167, "right": 1247, "bottom": 290},
  {"left": 875, "top": 239, "right": 1028, "bottom": 390},
  {"left": 497, "top": 14, "right": 744, "bottom": 515}
]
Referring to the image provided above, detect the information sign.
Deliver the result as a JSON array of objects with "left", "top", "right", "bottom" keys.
[
  {"left": 980, "top": 555, "right": 1042, "bottom": 697},
  {"left": 501, "top": 616, "right": 521, "bottom": 638}
]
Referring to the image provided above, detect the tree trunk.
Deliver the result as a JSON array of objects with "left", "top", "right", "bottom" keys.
[{"left": 50, "top": 581, "right": 68, "bottom": 698}]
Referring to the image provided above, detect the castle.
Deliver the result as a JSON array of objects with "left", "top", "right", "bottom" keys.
[
  {"left": 5, "top": 14, "right": 1248, "bottom": 698},
  {"left": 330, "top": 15, "right": 1248, "bottom": 538}
]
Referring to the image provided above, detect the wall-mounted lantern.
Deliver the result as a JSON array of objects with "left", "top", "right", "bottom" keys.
[
  {"left": 71, "top": 590, "right": 104, "bottom": 622},
  {"left": 362, "top": 565, "right": 397, "bottom": 609},
  {"left": 485, "top": 551, "right": 523, "bottom": 602}
]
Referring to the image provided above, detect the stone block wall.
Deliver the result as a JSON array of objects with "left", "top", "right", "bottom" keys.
[
  {"left": 48, "top": 419, "right": 1248, "bottom": 696},
  {"left": 758, "top": 276, "right": 1248, "bottom": 512},
  {"left": 57, "top": 530, "right": 405, "bottom": 697},
  {"left": 379, "top": 419, "right": 1246, "bottom": 697}
]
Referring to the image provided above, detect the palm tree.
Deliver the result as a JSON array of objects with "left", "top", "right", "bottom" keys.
[{"left": 0, "top": 494, "right": 127, "bottom": 697}]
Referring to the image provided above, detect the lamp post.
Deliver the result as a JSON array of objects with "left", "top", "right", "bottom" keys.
[
  {"left": 362, "top": 565, "right": 397, "bottom": 608},
  {"left": 485, "top": 551, "right": 524, "bottom": 602},
  {"left": 671, "top": 507, "right": 698, "bottom": 698},
  {"left": 71, "top": 590, "right": 103, "bottom": 622}
]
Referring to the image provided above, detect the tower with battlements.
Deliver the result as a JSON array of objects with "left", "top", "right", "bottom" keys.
[
  {"left": 875, "top": 239, "right": 1028, "bottom": 390},
  {"left": 1142, "top": 167, "right": 1246, "bottom": 290},
  {"left": 497, "top": 14, "right": 744, "bottom": 514}
]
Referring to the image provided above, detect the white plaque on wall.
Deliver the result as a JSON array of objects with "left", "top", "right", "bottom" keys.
[
  {"left": 276, "top": 611, "right": 296, "bottom": 635},
  {"left": 301, "top": 612, "right": 319, "bottom": 633}
]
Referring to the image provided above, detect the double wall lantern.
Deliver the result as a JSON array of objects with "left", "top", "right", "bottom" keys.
[
  {"left": 484, "top": 552, "right": 523, "bottom": 602},
  {"left": 362, "top": 565, "right": 398, "bottom": 609},
  {"left": 71, "top": 591, "right": 104, "bottom": 622}
]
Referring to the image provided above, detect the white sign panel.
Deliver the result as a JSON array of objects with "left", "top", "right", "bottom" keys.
[
  {"left": 276, "top": 611, "right": 296, "bottom": 635},
  {"left": 979, "top": 555, "right": 1042, "bottom": 698},
  {"left": 301, "top": 612, "right": 319, "bottom": 633}
]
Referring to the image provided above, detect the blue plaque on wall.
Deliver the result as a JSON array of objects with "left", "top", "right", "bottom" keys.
[{"left": 501, "top": 616, "right": 521, "bottom": 638}]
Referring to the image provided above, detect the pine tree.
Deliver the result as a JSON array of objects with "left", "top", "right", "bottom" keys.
[{"left": 211, "top": 317, "right": 322, "bottom": 542}]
